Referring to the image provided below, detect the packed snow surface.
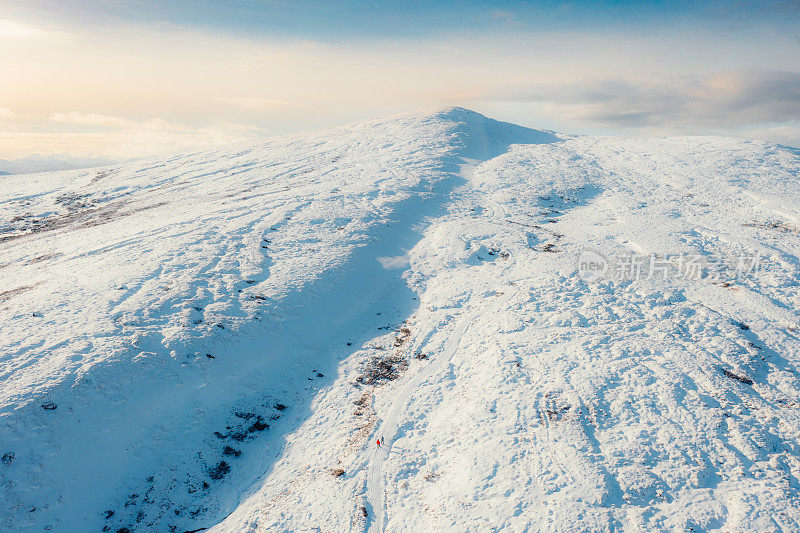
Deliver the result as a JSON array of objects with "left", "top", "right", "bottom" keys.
[{"left": 2, "top": 108, "right": 800, "bottom": 532}]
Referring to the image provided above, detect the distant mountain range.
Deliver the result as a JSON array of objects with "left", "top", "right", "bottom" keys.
[{"left": 0, "top": 154, "right": 116, "bottom": 175}]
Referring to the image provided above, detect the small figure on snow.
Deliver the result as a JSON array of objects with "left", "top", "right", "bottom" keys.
[
  {"left": 376, "top": 438, "right": 381, "bottom": 448},
  {"left": 380, "top": 436, "right": 385, "bottom": 446}
]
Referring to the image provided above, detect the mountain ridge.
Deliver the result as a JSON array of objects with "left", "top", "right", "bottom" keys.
[{"left": 1, "top": 109, "right": 800, "bottom": 531}]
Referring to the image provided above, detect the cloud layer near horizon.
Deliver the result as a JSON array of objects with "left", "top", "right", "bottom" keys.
[
  {"left": 1, "top": 6, "right": 799, "bottom": 160},
  {"left": 493, "top": 71, "right": 800, "bottom": 126}
]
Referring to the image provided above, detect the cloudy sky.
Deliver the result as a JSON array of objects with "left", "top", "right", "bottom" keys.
[{"left": 1, "top": 0, "right": 799, "bottom": 163}]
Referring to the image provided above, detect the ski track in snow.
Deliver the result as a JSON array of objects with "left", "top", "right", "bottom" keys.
[{"left": 3, "top": 108, "right": 800, "bottom": 532}]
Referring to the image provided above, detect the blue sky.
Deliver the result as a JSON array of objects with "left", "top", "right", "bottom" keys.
[
  {"left": 7, "top": 1, "right": 798, "bottom": 39},
  {"left": 0, "top": 1, "right": 798, "bottom": 161}
]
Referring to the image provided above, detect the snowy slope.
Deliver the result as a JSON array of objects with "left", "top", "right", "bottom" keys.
[{"left": 2, "top": 108, "right": 800, "bottom": 532}]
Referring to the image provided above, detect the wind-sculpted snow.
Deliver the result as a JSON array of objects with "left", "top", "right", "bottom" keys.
[{"left": 2, "top": 109, "right": 800, "bottom": 531}]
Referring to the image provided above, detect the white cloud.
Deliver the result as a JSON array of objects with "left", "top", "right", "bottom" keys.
[
  {"left": 0, "top": 111, "right": 269, "bottom": 160},
  {"left": 215, "top": 97, "right": 308, "bottom": 110},
  {"left": 0, "top": 19, "right": 56, "bottom": 40},
  {"left": 734, "top": 123, "right": 800, "bottom": 147},
  {"left": 484, "top": 70, "right": 800, "bottom": 145},
  {"left": 0, "top": 126, "right": 261, "bottom": 160},
  {"left": 49, "top": 111, "right": 193, "bottom": 132}
]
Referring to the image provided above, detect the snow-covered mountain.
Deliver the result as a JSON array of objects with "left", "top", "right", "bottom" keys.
[
  {"left": 0, "top": 154, "right": 116, "bottom": 176},
  {"left": 1, "top": 108, "right": 800, "bottom": 532}
]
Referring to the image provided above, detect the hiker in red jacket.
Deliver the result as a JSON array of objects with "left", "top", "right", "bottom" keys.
[{"left": 376, "top": 438, "right": 381, "bottom": 448}]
